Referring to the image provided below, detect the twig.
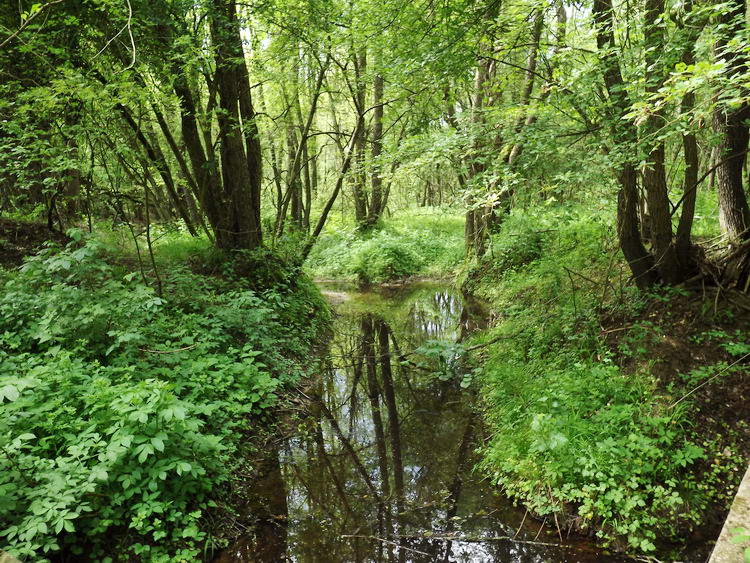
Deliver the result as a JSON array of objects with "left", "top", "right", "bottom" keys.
[
  {"left": 341, "top": 535, "right": 430, "bottom": 557},
  {"left": 534, "top": 517, "right": 547, "bottom": 541},
  {"left": 669, "top": 351, "right": 750, "bottom": 408},
  {"left": 139, "top": 344, "right": 198, "bottom": 354},
  {"left": 562, "top": 265, "right": 604, "bottom": 287},
  {"left": 0, "top": 0, "right": 64, "bottom": 49},
  {"left": 554, "top": 512, "right": 563, "bottom": 542},
  {"left": 600, "top": 325, "right": 633, "bottom": 334},
  {"left": 90, "top": 0, "right": 136, "bottom": 72},
  {"left": 395, "top": 533, "right": 579, "bottom": 550},
  {"left": 513, "top": 509, "right": 528, "bottom": 539},
  {"left": 464, "top": 331, "right": 521, "bottom": 352}
]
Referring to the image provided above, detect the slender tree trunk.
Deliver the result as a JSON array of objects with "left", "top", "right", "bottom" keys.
[
  {"left": 377, "top": 322, "right": 404, "bottom": 514},
  {"left": 301, "top": 124, "right": 359, "bottom": 262},
  {"left": 507, "top": 7, "right": 544, "bottom": 167},
  {"left": 361, "top": 315, "right": 392, "bottom": 557},
  {"left": 675, "top": 0, "right": 701, "bottom": 267},
  {"left": 367, "top": 57, "right": 385, "bottom": 227},
  {"left": 257, "top": 83, "right": 284, "bottom": 214},
  {"left": 302, "top": 136, "right": 312, "bottom": 232},
  {"left": 352, "top": 48, "right": 369, "bottom": 227},
  {"left": 116, "top": 103, "right": 199, "bottom": 236},
  {"left": 287, "top": 123, "right": 304, "bottom": 229},
  {"left": 593, "top": 0, "right": 657, "bottom": 288},
  {"left": 465, "top": 58, "right": 492, "bottom": 257},
  {"left": 509, "top": 0, "right": 566, "bottom": 166},
  {"left": 642, "top": 0, "right": 683, "bottom": 283},
  {"left": 274, "top": 59, "right": 329, "bottom": 239}
]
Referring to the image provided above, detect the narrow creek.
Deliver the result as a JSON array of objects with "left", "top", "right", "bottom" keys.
[{"left": 217, "top": 282, "right": 631, "bottom": 562}]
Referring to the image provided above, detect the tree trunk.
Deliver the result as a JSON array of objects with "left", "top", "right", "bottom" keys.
[
  {"left": 509, "top": 0, "right": 566, "bottom": 167},
  {"left": 593, "top": 0, "right": 657, "bottom": 288},
  {"left": 465, "top": 57, "right": 492, "bottom": 257},
  {"left": 172, "top": 65, "right": 227, "bottom": 244},
  {"left": 367, "top": 63, "right": 385, "bottom": 227},
  {"left": 642, "top": 0, "right": 683, "bottom": 283},
  {"left": 714, "top": 0, "right": 750, "bottom": 241},
  {"left": 361, "top": 315, "right": 392, "bottom": 555},
  {"left": 210, "top": 0, "right": 262, "bottom": 250},
  {"left": 376, "top": 321, "right": 404, "bottom": 517},
  {"left": 352, "top": 48, "right": 369, "bottom": 227},
  {"left": 675, "top": 0, "right": 701, "bottom": 267},
  {"left": 507, "top": 7, "right": 544, "bottom": 167}
]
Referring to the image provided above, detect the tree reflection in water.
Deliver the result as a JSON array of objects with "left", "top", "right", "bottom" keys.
[{"left": 217, "top": 283, "right": 626, "bottom": 563}]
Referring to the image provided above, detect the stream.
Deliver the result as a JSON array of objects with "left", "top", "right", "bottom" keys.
[{"left": 216, "top": 282, "right": 633, "bottom": 562}]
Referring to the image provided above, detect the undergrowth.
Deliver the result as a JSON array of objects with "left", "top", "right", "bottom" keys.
[
  {"left": 305, "top": 207, "right": 464, "bottom": 283},
  {"left": 0, "top": 231, "right": 328, "bottom": 561},
  {"left": 465, "top": 206, "right": 745, "bottom": 555}
]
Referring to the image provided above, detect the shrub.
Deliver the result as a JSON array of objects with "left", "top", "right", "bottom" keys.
[
  {"left": 305, "top": 207, "right": 465, "bottom": 282},
  {"left": 0, "top": 234, "right": 326, "bottom": 560},
  {"left": 468, "top": 206, "right": 721, "bottom": 553},
  {"left": 351, "top": 234, "right": 423, "bottom": 284}
]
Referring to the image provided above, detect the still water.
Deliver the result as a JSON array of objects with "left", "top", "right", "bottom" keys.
[{"left": 216, "top": 282, "right": 633, "bottom": 563}]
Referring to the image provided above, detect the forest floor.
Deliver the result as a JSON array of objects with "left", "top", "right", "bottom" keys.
[
  {"left": 0, "top": 217, "right": 68, "bottom": 266},
  {"left": 0, "top": 220, "right": 330, "bottom": 561},
  {"left": 600, "top": 290, "right": 750, "bottom": 545},
  {"left": 462, "top": 206, "right": 750, "bottom": 558},
  {"left": 602, "top": 291, "right": 750, "bottom": 464}
]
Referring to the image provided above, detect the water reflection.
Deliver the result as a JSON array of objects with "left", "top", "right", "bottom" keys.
[{"left": 217, "top": 284, "right": 628, "bottom": 563}]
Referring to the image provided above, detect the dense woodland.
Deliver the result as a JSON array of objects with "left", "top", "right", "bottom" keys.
[{"left": 2, "top": 0, "right": 750, "bottom": 560}]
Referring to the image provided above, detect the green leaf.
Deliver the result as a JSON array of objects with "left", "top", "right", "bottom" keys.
[
  {"left": 0, "top": 384, "right": 20, "bottom": 402},
  {"left": 151, "top": 436, "right": 165, "bottom": 452}
]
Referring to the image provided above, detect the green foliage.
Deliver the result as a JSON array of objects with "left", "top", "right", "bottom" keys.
[
  {"left": 413, "top": 340, "right": 465, "bottom": 382},
  {"left": 468, "top": 211, "right": 549, "bottom": 282},
  {"left": 0, "top": 234, "right": 327, "bottom": 560},
  {"left": 306, "top": 208, "right": 465, "bottom": 283},
  {"left": 351, "top": 234, "right": 423, "bottom": 284},
  {"left": 730, "top": 527, "right": 750, "bottom": 563},
  {"left": 469, "top": 207, "right": 729, "bottom": 554},
  {"left": 480, "top": 356, "right": 706, "bottom": 551}
]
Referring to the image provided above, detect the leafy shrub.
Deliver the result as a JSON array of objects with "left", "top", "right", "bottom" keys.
[
  {"left": 0, "top": 234, "right": 326, "bottom": 560},
  {"left": 487, "top": 211, "right": 548, "bottom": 271},
  {"left": 305, "top": 208, "right": 465, "bottom": 282},
  {"left": 351, "top": 233, "right": 423, "bottom": 284},
  {"left": 468, "top": 206, "right": 724, "bottom": 554},
  {"left": 479, "top": 356, "right": 705, "bottom": 552}
]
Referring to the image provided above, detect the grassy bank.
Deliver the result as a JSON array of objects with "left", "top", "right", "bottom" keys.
[
  {"left": 304, "top": 207, "right": 465, "bottom": 283},
  {"left": 0, "top": 231, "right": 329, "bottom": 561},
  {"left": 462, "top": 206, "right": 749, "bottom": 557}
]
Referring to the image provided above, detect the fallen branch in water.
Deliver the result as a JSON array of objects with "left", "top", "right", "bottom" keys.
[
  {"left": 393, "top": 532, "right": 580, "bottom": 549},
  {"left": 340, "top": 535, "right": 430, "bottom": 557}
]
